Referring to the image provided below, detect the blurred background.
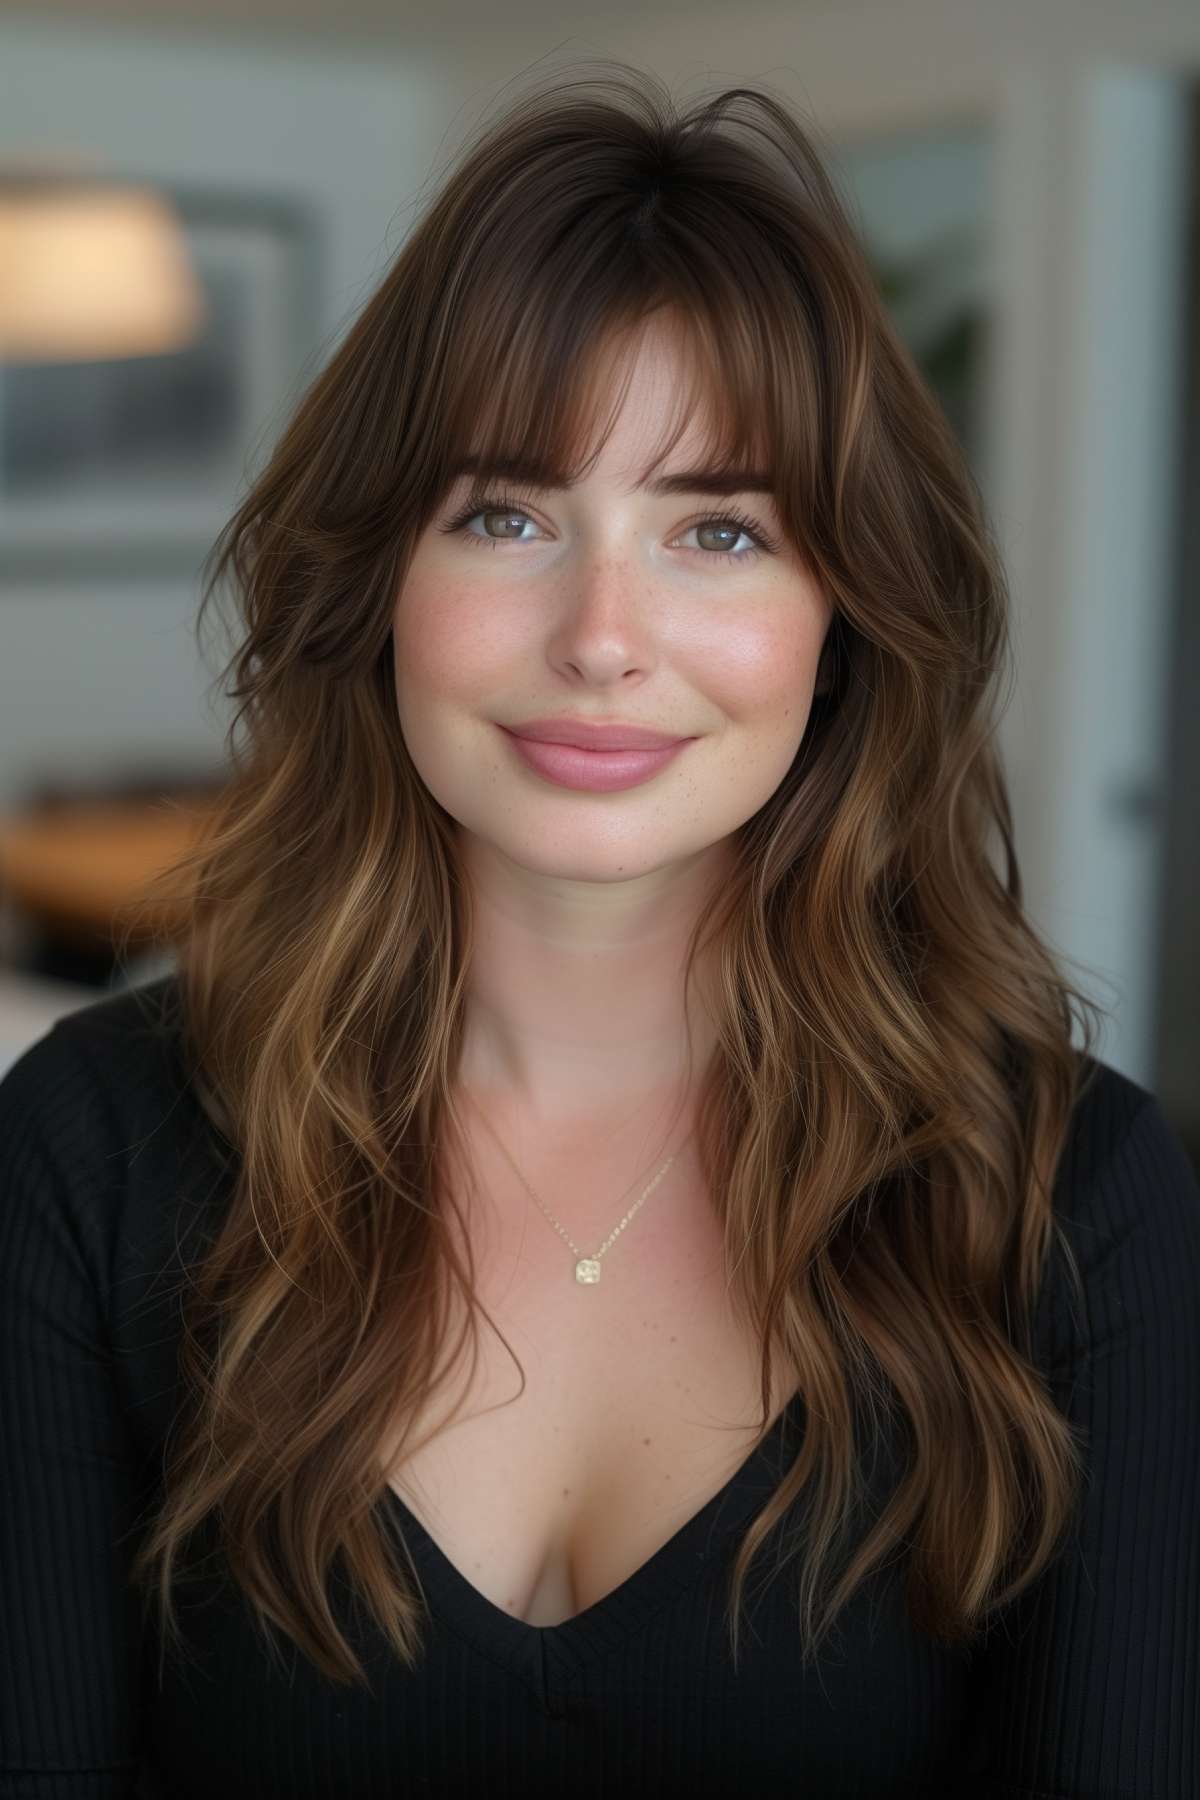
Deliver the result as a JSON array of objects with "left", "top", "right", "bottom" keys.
[{"left": 0, "top": 1, "right": 1195, "bottom": 1168}]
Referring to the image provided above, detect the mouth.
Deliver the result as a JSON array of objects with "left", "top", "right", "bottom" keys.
[
  {"left": 502, "top": 718, "right": 691, "bottom": 752},
  {"left": 496, "top": 724, "right": 692, "bottom": 792}
]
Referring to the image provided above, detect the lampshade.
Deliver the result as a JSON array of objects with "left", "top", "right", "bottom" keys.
[{"left": 0, "top": 178, "right": 205, "bottom": 361}]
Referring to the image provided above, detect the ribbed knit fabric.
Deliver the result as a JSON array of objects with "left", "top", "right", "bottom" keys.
[{"left": 1, "top": 973, "right": 1197, "bottom": 1798}]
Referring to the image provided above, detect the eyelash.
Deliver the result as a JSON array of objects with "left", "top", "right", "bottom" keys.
[{"left": 437, "top": 489, "right": 780, "bottom": 566}]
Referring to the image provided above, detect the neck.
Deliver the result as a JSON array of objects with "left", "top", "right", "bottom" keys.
[{"left": 452, "top": 833, "right": 730, "bottom": 1129}]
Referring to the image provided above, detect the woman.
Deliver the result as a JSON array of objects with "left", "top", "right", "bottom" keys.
[{"left": 1, "top": 61, "right": 1197, "bottom": 1799}]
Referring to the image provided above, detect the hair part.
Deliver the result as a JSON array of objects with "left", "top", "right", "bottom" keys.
[{"left": 120, "top": 58, "right": 1108, "bottom": 1691}]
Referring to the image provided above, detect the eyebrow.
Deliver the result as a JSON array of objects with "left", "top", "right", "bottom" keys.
[{"left": 449, "top": 455, "right": 775, "bottom": 498}]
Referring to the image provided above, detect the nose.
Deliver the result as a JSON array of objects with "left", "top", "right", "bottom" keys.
[{"left": 543, "top": 550, "right": 663, "bottom": 683}]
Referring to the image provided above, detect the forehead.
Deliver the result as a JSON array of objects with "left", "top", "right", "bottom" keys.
[
  {"left": 436, "top": 293, "right": 784, "bottom": 526},
  {"left": 454, "top": 315, "right": 773, "bottom": 498},
  {"left": 580, "top": 313, "right": 766, "bottom": 480}
]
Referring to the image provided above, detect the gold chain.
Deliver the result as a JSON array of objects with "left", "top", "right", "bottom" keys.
[{"left": 467, "top": 1102, "right": 691, "bottom": 1285}]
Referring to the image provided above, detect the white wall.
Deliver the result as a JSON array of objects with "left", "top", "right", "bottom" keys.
[{"left": 998, "top": 69, "right": 1190, "bottom": 1098}]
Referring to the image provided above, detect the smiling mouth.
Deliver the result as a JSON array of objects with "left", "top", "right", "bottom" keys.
[{"left": 497, "top": 724, "right": 692, "bottom": 790}]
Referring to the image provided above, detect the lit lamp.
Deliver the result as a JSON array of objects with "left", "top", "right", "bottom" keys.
[{"left": 0, "top": 173, "right": 205, "bottom": 361}]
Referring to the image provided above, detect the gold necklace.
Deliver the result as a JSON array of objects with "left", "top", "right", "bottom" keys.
[{"left": 467, "top": 1102, "right": 692, "bottom": 1285}]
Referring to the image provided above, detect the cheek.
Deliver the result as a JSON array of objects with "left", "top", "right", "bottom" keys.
[
  {"left": 694, "top": 610, "right": 823, "bottom": 730},
  {"left": 392, "top": 579, "right": 505, "bottom": 706}
]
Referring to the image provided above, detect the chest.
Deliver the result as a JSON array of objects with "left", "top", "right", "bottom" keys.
[{"left": 380, "top": 1178, "right": 796, "bottom": 1629}]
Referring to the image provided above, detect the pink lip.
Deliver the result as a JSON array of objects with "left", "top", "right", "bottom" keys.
[
  {"left": 498, "top": 725, "right": 690, "bottom": 791},
  {"left": 504, "top": 716, "right": 688, "bottom": 751}
]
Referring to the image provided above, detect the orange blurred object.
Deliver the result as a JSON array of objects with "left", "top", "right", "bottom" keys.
[{"left": 0, "top": 794, "right": 217, "bottom": 947}]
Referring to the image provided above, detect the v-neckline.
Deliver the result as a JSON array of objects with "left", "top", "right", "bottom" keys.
[{"left": 375, "top": 1389, "right": 806, "bottom": 1685}]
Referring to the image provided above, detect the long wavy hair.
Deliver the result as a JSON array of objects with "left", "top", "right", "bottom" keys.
[{"left": 123, "top": 60, "right": 1108, "bottom": 1690}]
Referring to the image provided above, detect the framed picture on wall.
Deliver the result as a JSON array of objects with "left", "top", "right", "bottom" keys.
[{"left": 0, "top": 184, "right": 324, "bottom": 579}]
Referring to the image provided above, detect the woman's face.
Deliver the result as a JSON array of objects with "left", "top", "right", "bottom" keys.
[{"left": 391, "top": 315, "right": 833, "bottom": 886}]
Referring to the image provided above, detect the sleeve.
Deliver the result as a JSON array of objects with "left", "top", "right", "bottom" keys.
[
  {"left": 0, "top": 1028, "right": 148, "bottom": 1798},
  {"left": 957, "top": 1091, "right": 1200, "bottom": 1798}
]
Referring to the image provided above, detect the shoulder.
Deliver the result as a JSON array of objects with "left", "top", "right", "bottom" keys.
[
  {"left": 0, "top": 972, "right": 228, "bottom": 1294},
  {"left": 0, "top": 971, "right": 193, "bottom": 1161},
  {"left": 1037, "top": 1052, "right": 1200, "bottom": 1371},
  {"left": 1055, "top": 1052, "right": 1198, "bottom": 1228}
]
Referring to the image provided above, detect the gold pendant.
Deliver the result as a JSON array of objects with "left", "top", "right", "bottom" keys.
[{"left": 575, "top": 1258, "right": 601, "bottom": 1284}]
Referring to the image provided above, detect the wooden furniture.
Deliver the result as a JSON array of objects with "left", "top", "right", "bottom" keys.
[{"left": 0, "top": 791, "right": 218, "bottom": 950}]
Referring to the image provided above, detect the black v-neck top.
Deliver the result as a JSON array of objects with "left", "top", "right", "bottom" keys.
[{"left": 1, "top": 974, "right": 1198, "bottom": 1798}]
